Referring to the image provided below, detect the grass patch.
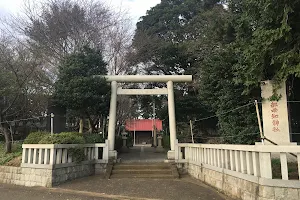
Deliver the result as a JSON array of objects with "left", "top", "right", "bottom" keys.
[{"left": 0, "top": 143, "right": 22, "bottom": 166}]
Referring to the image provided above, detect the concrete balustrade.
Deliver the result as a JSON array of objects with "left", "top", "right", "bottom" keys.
[
  {"left": 175, "top": 141, "right": 300, "bottom": 181},
  {"left": 22, "top": 140, "right": 109, "bottom": 169},
  {"left": 175, "top": 141, "right": 300, "bottom": 200},
  {"left": 0, "top": 141, "right": 109, "bottom": 188}
]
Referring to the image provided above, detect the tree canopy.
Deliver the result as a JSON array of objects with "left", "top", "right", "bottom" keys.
[
  {"left": 131, "top": 0, "right": 297, "bottom": 143},
  {"left": 54, "top": 46, "right": 110, "bottom": 133}
]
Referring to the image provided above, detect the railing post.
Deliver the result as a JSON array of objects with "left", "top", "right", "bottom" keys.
[
  {"left": 95, "top": 145, "right": 99, "bottom": 160},
  {"left": 22, "top": 147, "right": 27, "bottom": 164},
  {"left": 56, "top": 148, "right": 62, "bottom": 164},
  {"left": 280, "top": 153, "right": 288, "bottom": 180},
  {"left": 44, "top": 149, "right": 49, "bottom": 164},
  {"left": 33, "top": 148, "right": 38, "bottom": 164},
  {"left": 259, "top": 152, "right": 272, "bottom": 179},
  {"left": 235, "top": 150, "right": 241, "bottom": 172},
  {"left": 38, "top": 148, "right": 43, "bottom": 164},
  {"left": 220, "top": 149, "right": 224, "bottom": 168},
  {"left": 252, "top": 152, "right": 260, "bottom": 176},
  {"left": 103, "top": 140, "right": 109, "bottom": 161},
  {"left": 49, "top": 147, "right": 57, "bottom": 165},
  {"left": 246, "top": 151, "right": 254, "bottom": 175},
  {"left": 240, "top": 151, "right": 247, "bottom": 174},
  {"left": 62, "top": 149, "right": 68, "bottom": 164},
  {"left": 28, "top": 148, "right": 33, "bottom": 164},
  {"left": 203, "top": 148, "right": 207, "bottom": 164},
  {"left": 174, "top": 139, "right": 179, "bottom": 160},
  {"left": 230, "top": 150, "right": 235, "bottom": 171},
  {"left": 216, "top": 149, "right": 220, "bottom": 167},
  {"left": 225, "top": 150, "right": 230, "bottom": 169}
]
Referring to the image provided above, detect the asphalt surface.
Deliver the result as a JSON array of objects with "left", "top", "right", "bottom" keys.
[
  {"left": 0, "top": 175, "right": 232, "bottom": 200},
  {"left": 57, "top": 175, "right": 231, "bottom": 200},
  {"left": 0, "top": 145, "right": 233, "bottom": 200},
  {"left": 0, "top": 183, "right": 109, "bottom": 200}
]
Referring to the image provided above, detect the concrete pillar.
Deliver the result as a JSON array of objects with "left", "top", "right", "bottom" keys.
[
  {"left": 107, "top": 81, "right": 118, "bottom": 158},
  {"left": 167, "top": 81, "right": 177, "bottom": 160},
  {"left": 259, "top": 152, "right": 272, "bottom": 179},
  {"left": 261, "top": 81, "right": 291, "bottom": 145}
]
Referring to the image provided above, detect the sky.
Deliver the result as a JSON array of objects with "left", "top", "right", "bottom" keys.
[{"left": 0, "top": 0, "right": 161, "bottom": 25}]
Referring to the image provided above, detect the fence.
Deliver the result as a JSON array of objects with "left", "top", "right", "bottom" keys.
[
  {"left": 175, "top": 140, "right": 300, "bottom": 180},
  {"left": 21, "top": 140, "right": 109, "bottom": 169}
]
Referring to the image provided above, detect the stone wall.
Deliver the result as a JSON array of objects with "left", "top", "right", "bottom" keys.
[
  {"left": 182, "top": 163, "right": 300, "bottom": 200},
  {"left": 0, "top": 166, "right": 52, "bottom": 187},
  {"left": 52, "top": 164, "right": 95, "bottom": 186},
  {"left": 0, "top": 162, "right": 107, "bottom": 187},
  {"left": 95, "top": 163, "right": 108, "bottom": 175}
]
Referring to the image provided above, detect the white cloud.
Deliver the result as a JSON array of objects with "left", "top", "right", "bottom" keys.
[
  {"left": 108, "top": 0, "right": 160, "bottom": 24},
  {"left": 0, "top": 0, "right": 24, "bottom": 14},
  {"left": 0, "top": 0, "right": 161, "bottom": 25}
]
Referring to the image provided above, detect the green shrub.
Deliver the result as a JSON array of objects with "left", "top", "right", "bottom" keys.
[
  {"left": 39, "top": 132, "right": 85, "bottom": 144},
  {"left": 24, "top": 132, "right": 49, "bottom": 144},
  {"left": 84, "top": 134, "right": 105, "bottom": 143}
]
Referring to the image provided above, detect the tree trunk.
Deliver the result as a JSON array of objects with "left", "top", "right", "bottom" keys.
[
  {"left": 102, "top": 116, "right": 106, "bottom": 139},
  {"left": 1, "top": 123, "right": 12, "bottom": 153},
  {"left": 88, "top": 118, "right": 93, "bottom": 133},
  {"left": 79, "top": 118, "right": 84, "bottom": 133}
]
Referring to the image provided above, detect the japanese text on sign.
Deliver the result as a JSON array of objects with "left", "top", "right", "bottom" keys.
[{"left": 271, "top": 102, "right": 280, "bottom": 132}]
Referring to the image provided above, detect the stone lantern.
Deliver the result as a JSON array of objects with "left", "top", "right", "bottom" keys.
[
  {"left": 121, "top": 130, "right": 129, "bottom": 153},
  {"left": 156, "top": 132, "right": 164, "bottom": 153}
]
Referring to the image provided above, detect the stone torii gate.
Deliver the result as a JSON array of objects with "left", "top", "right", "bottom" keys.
[{"left": 103, "top": 75, "right": 193, "bottom": 160}]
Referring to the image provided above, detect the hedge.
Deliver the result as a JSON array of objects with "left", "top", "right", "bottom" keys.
[
  {"left": 38, "top": 132, "right": 85, "bottom": 144},
  {"left": 24, "top": 131, "right": 109, "bottom": 145},
  {"left": 23, "top": 132, "right": 49, "bottom": 144}
]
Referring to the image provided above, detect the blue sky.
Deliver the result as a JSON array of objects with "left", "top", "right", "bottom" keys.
[{"left": 0, "top": 0, "right": 161, "bottom": 25}]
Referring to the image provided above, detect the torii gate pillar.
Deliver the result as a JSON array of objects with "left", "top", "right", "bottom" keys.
[
  {"left": 107, "top": 81, "right": 118, "bottom": 158},
  {"left": 167, "top": 81, "right": 176, "bottom": 159},
  {"left": 103, "top": 75, "right": 193, "bottom": 160}
]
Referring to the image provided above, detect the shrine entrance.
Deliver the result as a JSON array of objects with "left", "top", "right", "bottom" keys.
[{"left": 102, "top": 75, "right": 192, "bottom": 160}]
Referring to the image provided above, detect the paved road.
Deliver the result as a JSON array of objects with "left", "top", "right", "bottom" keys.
[{"left": 0, "top": 176, "right": 232, "bottom": 200}]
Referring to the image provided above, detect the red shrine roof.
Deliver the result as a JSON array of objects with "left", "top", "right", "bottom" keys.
[{"left": 125, "top": 119, "right": 163, "bottom": 132}]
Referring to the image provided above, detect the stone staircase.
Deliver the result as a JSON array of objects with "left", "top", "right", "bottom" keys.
[{"left": 109, "top": 162, "right": 179, "bottom": 179}]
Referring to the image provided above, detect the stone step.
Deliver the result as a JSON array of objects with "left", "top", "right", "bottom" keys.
[
  {"left": 113, "top": 164, "right": 170, "bottom": 170},
  {"left": 112, "top": 169, "right": 172, "bottom": 175},
  {"left": 109, "top": 162, "right": 179, "bottom": 179},
  {"left": 110, "top": 174, "right": 174, "bottom": 179}
]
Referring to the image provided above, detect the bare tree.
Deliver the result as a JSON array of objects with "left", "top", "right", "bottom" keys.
[
  {"left": 0, "top": 34, "right": 50, "bottom": 152},
  {"left": 1, "top": 0, "right": 133, "bottom": 75},
  {"left": 104, "top": 14, "right": 133, "bottom": 75}
]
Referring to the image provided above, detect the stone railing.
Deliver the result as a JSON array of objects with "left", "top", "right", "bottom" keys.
[
  {"left": 175, "top": 140, "right": 300, "bottom": 181},
  {"left": 21, "top": 140, "right": 109, "bottom": 169}
]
